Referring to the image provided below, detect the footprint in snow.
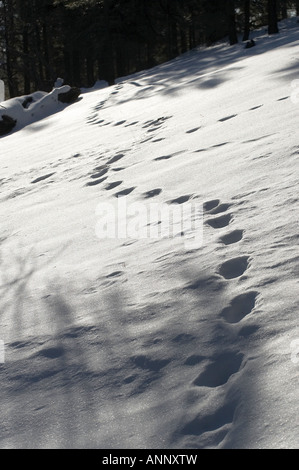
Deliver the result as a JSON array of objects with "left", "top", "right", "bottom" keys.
[
  {"left": 111, "top": 167, "right": 125, "bottom": 172},
  {"left": 180, "top": 400, "right": 237, "bottom": 437},
  {"left": 142, "top": 188, "right": 162, "bottom": 199},
  {"left": 114, "top": 187, "right": 135, "bottom": 197},
  {"left": 211, "top": 142, "right": 230, "bottom": 148},
  {"left": 90, "top": 167, "right": 108, "bottom": 179},
  {"left": 203, "top": 199, "right": 220, "bottom": 212},
  {"left": 193, "top": 352, "right": 244, "bottom": 388},
  {"left": 107, "top": 153, "right": 125, "bottom": 164},
  {"left": 219, "top": 114, "right": 237, "bottom": 122},
  {"left": 85, "top": 176, "right": 107, "bottom": 186},
  {"left": 93, "top": 100, "right": 106, "bottom": 111},
  {"left": 220, "top": 291, "right": 259, "bottom": 324},
  {"left": 249, "top": 104, "right": 263, "bottom": 111},
  {"left": 129, "top": 81, "right": 142, "bottom": 87},
  {"left": 113, "top": 120, "right": 127, "bottom": 126},
  {"left": 125, "top": 121, "right": 139, "bottom": 127},
  {"left": 36, "top": 345, "right": 65, "bottom": 359},
  {"left": 105, "top": 181, "right": 122, "bottom": 190},
  {"left": 31, "top": 173, "right": 55, "bottom": 184},
  {"left": 154, "top": 150, "right": 186, "bottom": 162},
  {"left": 219, "top": 229, "right": 244, "bottom": 245},
  {"left": 154, "top": 154, "right": 174, "bottom": 161},
  {"left": 106, "top": 270, "right": 124, "bottom": 278},
  {"left": 218, "top": 256, "right": 250, "bottom": 279},
  {"left": 142, "top": 116, "right": 172, "bottom": 130},
  {"left": 206, "top": 213, "right": 232, "bottom": 229},
  {"left": 167, "top": 195, "right": 193, "bottom": 205},
  {"left": 208, "top": 203, "right": 231, "bottom": 215},
  {"left": 186, "top": 127, "right": 201, "bottom": 134}
]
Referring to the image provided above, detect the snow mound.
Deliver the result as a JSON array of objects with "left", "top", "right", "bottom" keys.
[{"left": 0, "top": 85, "right": 79, "bottom": 135}]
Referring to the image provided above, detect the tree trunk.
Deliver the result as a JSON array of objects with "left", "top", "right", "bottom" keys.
[
  {"left": 86, "top": 53, "right": 95, "bottom": 88},
  {"left": 2, "top": 0, "right": 17, "bottom": 97},
  {"left": 227, "top": 0, "right": 238, "bottom": 45},
  {"left": 243, "top": 0, "right": 250, "bottom": 41},
  {"left": 22, "top": 25, "right": 31, "bottom": 94},
  {"left": 166, "top": 0, "right": 179, "bottom": 59},
  {"left": 268, "top": 0, "right": 279, "bottom": 34},
  {"left": 296, "top": 0, "right": 299, "bottom": 16},
  {"left": 280, "top": 0, "right": 287, "bottom": 19},
  {"left": 180, "top": 28, "right": 188, "bottom": 54}
]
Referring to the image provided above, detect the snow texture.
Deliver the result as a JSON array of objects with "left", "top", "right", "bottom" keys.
[{"left": 0, "top": 18, "right": 299, "bottom": 449}]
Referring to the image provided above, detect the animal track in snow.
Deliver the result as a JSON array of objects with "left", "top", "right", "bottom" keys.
[
  {"left": 154, "top": 154, "right": 175, "bottom": 161},
  {"left": 186, "top": 127, "right": 201, "bottom": 134},
  {"left": 220, "top": 291, "right": 258, "bottom": 324},
  {"left": 114, "top": 120, "right": 127, "bottom": 126},
  {"left": 105, "top": 181, "right": 122, "bottom": 190},
  {"left": 154, "top": 150, "right": 186, "bottom": 162},
  {"left": 31, "top": 173, "right": 55, "bottom": 184},
  {"left": 208, "top": 203, "right": 231, "bottom": 215},
  {"left": 203, "top": 199, "right": 220, "bottom": 212},
  {"left": 85, "top": 176, "right": 107, "bottom": 186},
  {"left": 111, "top": 167, "right": 125, "bottom": 172},
  {"left": 142, "top": 116, "right": 172, "bottom": 131},
  {"left": 193, "top": 352, "right": 244, "bottom": 388},
  {"left": 114, "top": 187, "right": 135, "bottom": 197},
  {"left": 168, "top": 194, "right": 193, "bottom": 205},
  {"left": 37, "top": 346, "right": 65, "bottom": 359},
  {"left": 90, "top": 168, "right": 109, "bottom": 179},
  {"left": 181, "top": 400, "right": 237, "bottom": 437},
  {"left": 106, "top": 270, "right": 124, "bottom": 278},
  {"left": 92, "top": 100, "right": 106, "bottom": 112},
  {"left": 178, "top": 196, "right": 253, "bottom": 447},
  {"left": 206, "top": 213, "right": 232, "bottom": 229},
  {"left": 211, "top": 142, "right": 230, "bottom": 148},
  {"left": 142, "top": 188, "right": 162, "bottom": 199},
  {"left": 125, "top": 121, "right": 139, "bottom": 127},
  {"left": 219, "top": 229, "right": 244, "bottom": 245},
  {"left": 107, "top": 153, "right": 125, "bottom": 164},
  {"left": 249, "top": 104, "right": 263, "bottom": 111},
  {"left": 218, "top": 256, "right": 250, "bottom": 279},
  {"left": 219, "top": 114, "right": 237, "bottom": 122}
]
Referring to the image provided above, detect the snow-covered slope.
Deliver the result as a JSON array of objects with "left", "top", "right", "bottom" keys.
[{"left": 1, "top": 19, "right": 299, "bottom": 449}]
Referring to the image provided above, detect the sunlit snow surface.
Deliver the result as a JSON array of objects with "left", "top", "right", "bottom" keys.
[{"left": 1, "top": 19, "right": 299, "bottom": 449}]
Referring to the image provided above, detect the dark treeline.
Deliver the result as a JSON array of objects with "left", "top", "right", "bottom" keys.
[{"left": 0, "top": 0, "right": 298, "bottom": 98}]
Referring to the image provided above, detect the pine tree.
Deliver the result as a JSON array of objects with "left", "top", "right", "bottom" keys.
[
  {"left": 227, "top": 0, "right": 239, "bottom": 45},
  {"left": 243, "top": 0, "right": 251, "bottom": 41},
  {"left": 268, "top": 0, "right": 279, "bottom": 34}
]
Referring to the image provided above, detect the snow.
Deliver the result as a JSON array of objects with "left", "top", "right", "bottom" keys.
[
  {"left": 1, "top": 18, "right": 299, "bottom": 449},
  {"left": 0, "top": 85, "right": 72, "bottom": 132}
]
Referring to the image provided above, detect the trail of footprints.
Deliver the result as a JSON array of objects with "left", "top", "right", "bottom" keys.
[{"left": 181, "top": 198, "right": 260, "bottom": 446}]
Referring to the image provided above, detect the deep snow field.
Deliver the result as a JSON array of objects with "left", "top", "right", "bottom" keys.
[{"left": 1, "top": 18, "right": 299, "bottom": 449}]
